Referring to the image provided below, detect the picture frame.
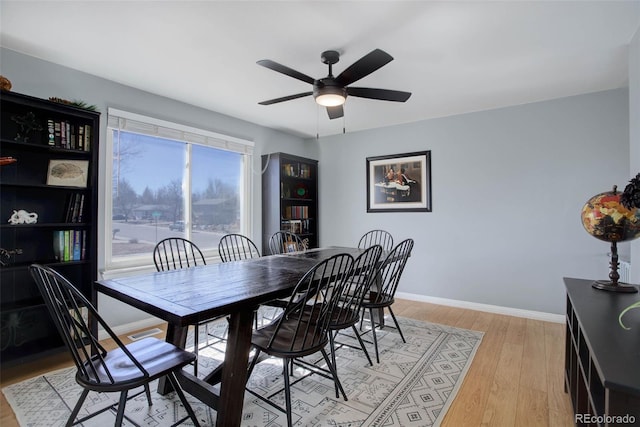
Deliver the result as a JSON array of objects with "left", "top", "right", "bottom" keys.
[
  {"left": 366, "top": 150, "right": 432, "bottom": 213},
  {"left": 46, "top": 159, "right": 89, "bottom": 188}
]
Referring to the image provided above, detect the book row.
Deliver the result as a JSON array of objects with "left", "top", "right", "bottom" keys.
[
  {"left": 64, "top": 193, "right": 86, "bottom": 223},
  {"left": 53, "top": 229, "right": 87, "bottom": 262},
  {"left": 281, "top": 219, "right": 312, "bottom": 234},
  {"left": 47, "top": 120, "right": 92, "bottom": 151},
  {"left": 283, "top": 205, "right": 310, "bottom": 219}
]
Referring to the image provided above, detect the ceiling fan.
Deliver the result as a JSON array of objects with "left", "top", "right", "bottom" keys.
[{"left": 257, "top": 49, "right": 411, "bottom": 120}]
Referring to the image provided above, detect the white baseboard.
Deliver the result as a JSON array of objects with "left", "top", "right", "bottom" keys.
[
  {"left": 101, "top": 293, "right": 564, "bottom": 340},
  {"left": 98, "top": 317, "right": 165, "bottom": 341},
  {"left": 395, "top": 292, "right": 565, "bottom": 324}
]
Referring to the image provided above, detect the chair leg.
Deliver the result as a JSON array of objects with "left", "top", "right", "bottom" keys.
[
  {"left": 388, "top": 307, "right": 406, "bottom": 343},
  {"left": 115, "top": 390, "right": 128, "bottom": 426},
  {"left": 66, "top": 388, "right": 89, "bottom": 427},
  {"left": 320, "top": 348, "right": 347, "bottom": 401},
  {"left": 144, "top": 384, "right": 153, "bottom": 406},
  {"left": 329, "top": 331, "right": 339, "bottom": 398},
  {"left": 193, "top": 324, "right": 199, "bottom": 377},
  {"left": 246, "top": 348, "right": 261, "bottom": 379},
  {"left": 369, "top": 308, "right": 380, "bottom": 363},
  {"left": 351, "top": 325, "right": 373, "bottom": 366},
  {"left": 167, "top": 372, "right": 201, "bottom": 427},
  {"left": 282, "top": 358, "right": 293, "bottom": 427}
]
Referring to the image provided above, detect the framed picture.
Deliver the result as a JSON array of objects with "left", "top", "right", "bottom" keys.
[
  {"left": 366, "top": 150, "right": 432, "bottom": 212},
  {"left": 46, "top": 159, "right": 89, "bottom": 188}
]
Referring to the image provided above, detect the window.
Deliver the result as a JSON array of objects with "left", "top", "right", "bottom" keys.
[{"left": 105, "top": 108, "right": 254, "bottom": 271}]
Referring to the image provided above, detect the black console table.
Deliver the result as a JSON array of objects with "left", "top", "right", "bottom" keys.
[{"left": 564, "top": 278, "right": 640, "bottom": 426}]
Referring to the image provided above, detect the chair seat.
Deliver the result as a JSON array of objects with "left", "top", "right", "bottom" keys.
[
  {"left": 252, "top": 318, "right": 328, "bottom": 358},
  {"left": 360, "top": 292, "right": 394, "bottom": 309},
  {"left": 79, "top": 337, "right": 196, "bottom": 391}
]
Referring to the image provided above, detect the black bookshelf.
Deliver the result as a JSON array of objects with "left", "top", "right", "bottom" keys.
[
  {"left": 1, "top": 91, "right": 100, "bottom": 366},
  {"left": 564, "top": 277, "right": 640, "bottom": 426},
  {"left": 261, "top": 152, "right": 318, "bottom": 255}
]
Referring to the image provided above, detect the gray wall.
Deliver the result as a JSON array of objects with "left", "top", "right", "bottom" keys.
[{"left": 315, "top": 89, "right": 630, "bottom": 315}]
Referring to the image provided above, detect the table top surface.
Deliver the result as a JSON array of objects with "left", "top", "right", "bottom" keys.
[{"left": 95, "top": 246, "right": 367, "bottom": 326}]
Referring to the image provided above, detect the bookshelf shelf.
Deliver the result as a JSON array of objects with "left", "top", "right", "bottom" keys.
[
  {"left": 262, "top": 152, "right": 318, "bottom": 255},
  {"left": 1, "top": 91, "right": 99, "bottom": 366}
]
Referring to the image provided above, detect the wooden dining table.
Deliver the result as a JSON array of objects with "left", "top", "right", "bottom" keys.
[{"left": 94, "top": 246, "right": 367, "bottom": 427}]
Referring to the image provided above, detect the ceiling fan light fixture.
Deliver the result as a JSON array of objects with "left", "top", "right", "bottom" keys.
[{"left": 315, "top": 93, "right": 345, "bottom": 107}]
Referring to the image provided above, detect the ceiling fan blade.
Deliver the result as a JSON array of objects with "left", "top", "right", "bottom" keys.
[
  {"left": 335, "top": 49, "right": 394, "bottom": 86},
  {"left": 327, "top": 105, "right": 344, "bottom": 120},
  {"left": 347, "top": 87, "right": 412, "bottom": 102},
  {"left": 257, "top": 59, "right": 315, "bottom": 85},
  {"left": 258, "top": 92, "right": 313, "bottom": 105}
]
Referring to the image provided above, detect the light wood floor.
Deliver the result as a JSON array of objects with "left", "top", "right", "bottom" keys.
[{"left": 0, "top": 299, "right": 575, "bottom": 427}]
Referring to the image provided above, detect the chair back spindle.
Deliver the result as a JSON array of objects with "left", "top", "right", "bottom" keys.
[{"left": 218, "top": 233, "right": 261, "bottom": 262}]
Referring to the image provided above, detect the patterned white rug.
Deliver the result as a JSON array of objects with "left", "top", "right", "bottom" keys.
[{"left": 3, "top": 316, "right": 483, "bottom": 427}]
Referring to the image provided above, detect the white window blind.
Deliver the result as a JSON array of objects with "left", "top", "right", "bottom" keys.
[{"left": 107, "top": 108, "right": 254, "bottom": 154}]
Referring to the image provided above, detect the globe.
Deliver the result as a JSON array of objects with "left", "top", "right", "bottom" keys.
[
  {"left": 581, "top": 188, "right": 640, "bottom": 242},
  {"left": 581, "top": 186, "right": 640, "bottom": 293}
]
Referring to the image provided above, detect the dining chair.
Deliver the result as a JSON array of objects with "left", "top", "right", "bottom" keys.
[
  {"left": 358, "top": 229, "right": 394, "bottom": 252},
  {"left": 328, "top": 244, "right": 383, "bottom": 368},
  {"left": 29, "top": 264, "right": 200, "bottom": 427},
  {"left": 268, "top": 230, "right": 307, "bottom": 255},
  {"left": 153, "top": 237, "right": 206, "bottom": 271},
  {"left": 218, "top": 233, "right": 261, "bottom": 262},
  {"left": 153, "top": 237, "right": 219, "bottom": 376},
  {"left": 360, "top": 238, "right": 414, "bottom": 363},
  {"left": 245, "top": 253, "right": 355, "bottom": 427}
]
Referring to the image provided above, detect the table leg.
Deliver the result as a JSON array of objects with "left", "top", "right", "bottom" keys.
[
  {"left": 216, "top": 308, "right": 255, "bottom": 427},
  {"left": 158, "top": 323, "right": 189, "bottom": 394}
]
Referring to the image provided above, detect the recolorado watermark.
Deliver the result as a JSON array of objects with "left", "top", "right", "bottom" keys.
[{"left": 575, "top": 414, "right": 636, "bottom": 424}]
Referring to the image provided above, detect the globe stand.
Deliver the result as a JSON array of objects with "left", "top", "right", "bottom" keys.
[{"left": 592, "top": 241, "right": 638, "bottom": 293}]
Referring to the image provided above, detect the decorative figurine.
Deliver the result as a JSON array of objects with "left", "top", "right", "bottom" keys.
[
  {"left": 11, "top": 111, "right": 43, "bottom": 142},
  {"left": 7, "top": 209, "right": 38, "bottom": 225},
  {"left": 0, "top": 248, "right": 23, "bottom": 267}
]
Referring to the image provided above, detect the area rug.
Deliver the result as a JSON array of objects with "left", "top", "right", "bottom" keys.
[{"left": 3, "top": 316, "right": 483, "bottom": 427}]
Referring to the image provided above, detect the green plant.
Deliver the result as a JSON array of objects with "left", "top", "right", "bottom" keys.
[
  {"left": 620, "top": 172, "right": 640, "bottom": 209},
  {"left": 619, "top": 301, "right": 640, "bottom": 330},
  {"left": 618, "top": 172, "right": 640, "bottom": 330}
]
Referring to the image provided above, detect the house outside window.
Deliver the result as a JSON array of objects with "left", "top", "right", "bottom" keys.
[{"left": 105, "top": 108, "right": 253, "bottom": 271}]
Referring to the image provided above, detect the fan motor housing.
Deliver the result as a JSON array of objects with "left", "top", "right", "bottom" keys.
[{"left": 313, "top": 78, "right": 347, "bottom": 100}]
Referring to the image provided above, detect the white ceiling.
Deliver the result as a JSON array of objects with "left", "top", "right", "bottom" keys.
[{"left": 1, "top": 1, "right": 639, "bottom": 139}]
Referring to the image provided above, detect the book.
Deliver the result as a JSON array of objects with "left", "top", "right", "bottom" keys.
[
  {"left": 64, "top": 193, "right": 76, "bottom": 222},
  {"left": 76, "top": 194, "right": 85, "bottom": 223},
  {"left": 71, "top": 193, "right": 82, "bottom": 222},
  {"left": 54, "top": 121, "right": 61, "bottom": 146},
  {"left": 53, "top": 230, "right": 65, "bottom": 261},
  {"left": 84, "top": 124, "right": 91, "bottom": 151},
  {"left": 63, "top": 230, "right": 70, "bottom": 261},
  {"left": 47, "top": 119, "right": 55, "bottom": 146},
  {"left": 72, "top": 230, "right": 81, "bottom": 261},
  {"left": 81, "top": 230, "right": 87, "bottom": 260},
  {"left": 77, "top": 125, "right": 84, "bottom": 150}
]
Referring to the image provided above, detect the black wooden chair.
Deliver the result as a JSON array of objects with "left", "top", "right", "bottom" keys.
[
  {"left": 153, "top": 237, "right": 219, "bottom": 376},
  {"left": 328, "top": 244, "right": 383, "bottom": 368},
  {"left": 268, "top": 231, "right": 307, "bottom": 255},
  {"left": 153, "top": 237, "right": 206, "bottom": 271},
  {"left": 218, "top": 233, "right": 261, "bottom": 262},
  {"left": 360, "top": 238, "right": 414, "bottom": 363},
  {"left": 29, "top": 264, "right": 200, "bottom": 427},
  {"left": 245, "top": 253, "right": 354, "bottom": 427},
  {"left": 358, "top": 229, "right": 394, "bottom": 252}
]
